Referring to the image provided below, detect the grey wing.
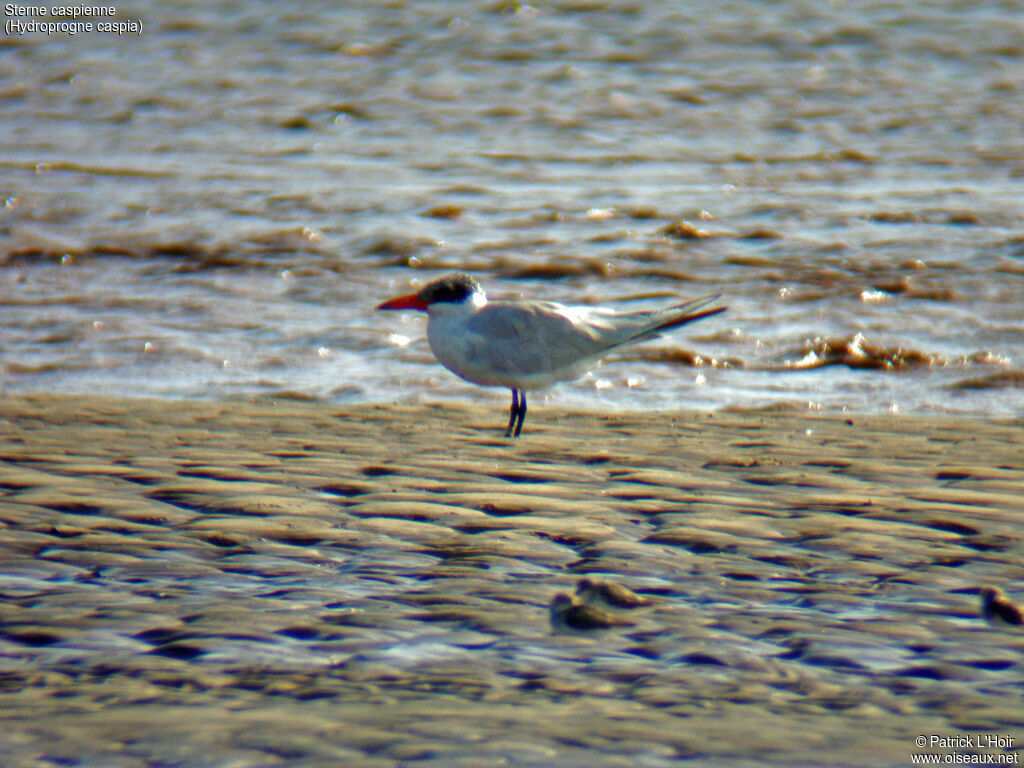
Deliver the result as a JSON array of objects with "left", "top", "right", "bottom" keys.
[{"left": 466, "top": 302, "right": 611, "bottom": 378}]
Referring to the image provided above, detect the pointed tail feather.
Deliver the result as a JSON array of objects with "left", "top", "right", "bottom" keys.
[{"left": 629, "top": 294, "right": 725, "bottom": 342}]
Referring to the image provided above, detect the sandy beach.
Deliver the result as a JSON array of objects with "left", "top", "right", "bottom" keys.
[{"left": 0, "top": 394, "right": 1021, "bottom": 767}]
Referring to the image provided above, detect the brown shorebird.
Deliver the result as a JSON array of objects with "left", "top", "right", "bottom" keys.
[
  {"left": 576, "top": 577, "right": 653, "bottom": 609},
  {"left": 549, "top": 593, "right": 635, "bottom": 632},
  {"left": 979, "top": 586, "right": 1023, "bottom": 627}
]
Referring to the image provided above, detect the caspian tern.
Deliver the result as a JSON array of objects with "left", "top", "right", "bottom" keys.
[{"left": 376, "top": 273, "right": 725, "bottom": 437}]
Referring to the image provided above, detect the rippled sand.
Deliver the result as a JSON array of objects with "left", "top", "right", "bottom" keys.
[{"left": 0, "top": 395, "right": 1021, "bottom": 766}]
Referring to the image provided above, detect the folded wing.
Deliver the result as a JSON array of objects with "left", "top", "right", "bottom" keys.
[{"left": 461, "top": 294, "right": 724, "bottom": 384}]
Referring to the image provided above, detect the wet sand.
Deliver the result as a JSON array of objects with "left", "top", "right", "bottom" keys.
[{"left": 0, "top": 395, "right": 1022, "bottom": 767}]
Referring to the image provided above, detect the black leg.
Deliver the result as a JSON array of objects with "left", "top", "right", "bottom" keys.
[
  {"left": 505, "top": 388, "right": 520, "bottom": 438},
  {"left": 505, "top": 389, "right": 527, "bottom": 438},
  {"left": 513, "top": 390, "right": 527, "bottom": 438}
]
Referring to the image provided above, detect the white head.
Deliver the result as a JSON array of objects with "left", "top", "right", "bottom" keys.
[{"left": 376, "top": 273, "right": 486, "bottom": 315}]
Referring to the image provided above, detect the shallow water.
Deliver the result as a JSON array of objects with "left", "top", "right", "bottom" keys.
[{"left": 2, "top": 1, "right": 1023, "bottom": 414}]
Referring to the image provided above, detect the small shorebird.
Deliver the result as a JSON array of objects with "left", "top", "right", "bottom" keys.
[
  {"left": 979, "top": 585, "right": 1023, "bottom": 627},
  {"left": 576, "top": 577, "right": 653, "bottom": 609},
  {"left": 549, "top": 592, "right": 636, "bottom": 632},
  {"left": 377, "top": 273, "right": 725, "bottom": 437}
]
